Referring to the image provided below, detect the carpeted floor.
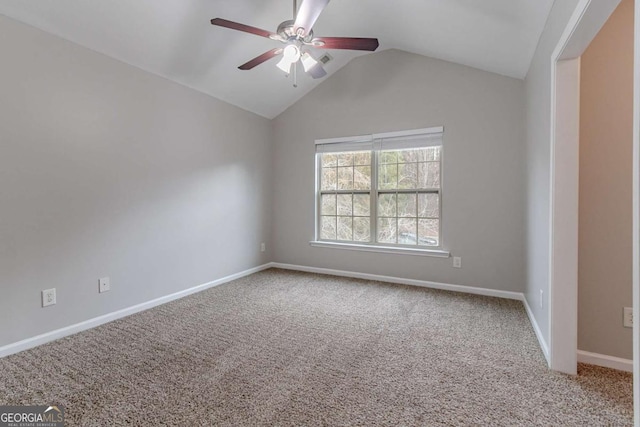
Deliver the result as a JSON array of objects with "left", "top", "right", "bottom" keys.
[{"left": 0, "top": 268, "right": 633, "bottom": 426}]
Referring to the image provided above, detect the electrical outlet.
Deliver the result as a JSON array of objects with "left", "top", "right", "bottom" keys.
[
  {"left": 452, "top": 257, "right": 462, "bottom": 268},
  {"left": 623, "top": 307, "right": 633, "bottom": 328},
  {"left": 540, "top": 289, "right": 544, "bottom": 309},
  {"left": 99, "top": 277, "right": 111, "bottom": 293},
  {"left": 260, "top": 243, "right": 266, "bottom": 252},
  {"left": 42, "top": 288, "right": 56, "bottom": 307}
]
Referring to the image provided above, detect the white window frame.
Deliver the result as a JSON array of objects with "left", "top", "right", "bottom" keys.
[{"left": 311, "top": 126, "right": 449, "bottom": 258}]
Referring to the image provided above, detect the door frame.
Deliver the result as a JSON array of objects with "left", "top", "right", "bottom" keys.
[
  {"left": 549, "top": 0, "right": 638, "bottom": 421},
  {"left": 633, "top": 0, "right": 640, "bottom": 423}
]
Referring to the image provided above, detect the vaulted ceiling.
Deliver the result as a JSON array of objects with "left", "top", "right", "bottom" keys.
[{"left": 0, "top": 0, "right": 555, "bottom": 118}]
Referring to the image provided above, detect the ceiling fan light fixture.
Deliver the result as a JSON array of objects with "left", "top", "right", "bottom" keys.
[
  {"left": 277, "top": 44, "right": 301, "bottom": 74},
  {"left": 276, "top": 56, "right": 293, "bottom": 74},
  {"left": 282, "top": 44, "right": 301, "bottom": 62},
  {"left": 301, "top": 52, "right": 318, "bottom": 72}
]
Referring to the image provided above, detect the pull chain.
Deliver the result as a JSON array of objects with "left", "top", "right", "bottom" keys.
[
  {"left": 293, "top": 61, "right": 298, "bottom": 88},
  {"left": 292, "top": 0, "right": 298, "bottom": 88}
]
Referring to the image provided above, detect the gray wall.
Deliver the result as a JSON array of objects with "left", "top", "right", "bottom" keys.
[
  {"left": 523, "top": 0, "right": 580, "bottom": 345},
  {"left": 578, "top": 0, "right": 634, "bottom": 360},
  {"left": 272, "top": 49, "right": 526, "bottom": 292},
  {"left": 0, "top": 16, "right": 272, "bottom": 347}
]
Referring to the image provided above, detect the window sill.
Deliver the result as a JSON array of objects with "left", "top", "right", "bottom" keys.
[{"left": 309, "top": 241, "right": 450, "bottom": 258}]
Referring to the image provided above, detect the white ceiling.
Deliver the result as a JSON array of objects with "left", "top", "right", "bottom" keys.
[{"left": 0, "top": 0, "right": 555, "bottom": 118}]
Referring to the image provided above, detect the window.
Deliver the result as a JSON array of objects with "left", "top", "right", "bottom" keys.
[{"left": 315, "top": 127, "right": 443, "bottom": 252}]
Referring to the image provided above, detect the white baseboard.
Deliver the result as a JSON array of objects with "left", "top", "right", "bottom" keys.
[
  {"left": 271, "top": 262, "right": 524, "bottom": 300},
  {"left": 577, "top": 350, "right": 633, "bottom": 373},
  {"left": 522, "top": 297, "right": 550, "bottom": 365},
  {"left": 0, "top": 263, "right": 272, "bottom": 359}
]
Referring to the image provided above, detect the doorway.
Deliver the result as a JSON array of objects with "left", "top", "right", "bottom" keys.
[{"left": 549, "top": 0, "right": 639, "bottom": 423}]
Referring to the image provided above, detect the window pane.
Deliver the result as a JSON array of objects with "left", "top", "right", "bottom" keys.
[
  {"left": 397, "top": 193, "right": 417, "bottom": 217},
  {"left": 379, "top": 163, "right": 398, "bottom": 190},
  {"left": 379, "top": 151, "right": 398, "bottom": 164},
  {"left": 418, "top": 219, "right": 439, "bottom": 246},
  {"left": 378, "top": 193, "right": 396, "bottom": 217},
  {"left": 354, "top": 166, "right": 371, "bottom": 190},
  {"left": 337, "top": 217, "right": 353, "bottom": 241},
  {"left": 354, "top": 151, "right": 371, "bottom": 166},
  {"left": 337, "top": 152, "right": 354, "bottom": 166},
  {"left": 321, "top": 167, "right": 337, "bottom": 191},
  {"left": 418, "top": 162, "right": 441, "bottom": 189},
  {"left": 398, "top": 163, "right": 418, "bottom": 189},
  {"left": 353, "top": 194, "right": 370, "bottom": 216},
  {"left": 430, "top": 147, "right": 442, "bottom": 161},
  {"left": 377, "top": 218, "right": 397, "bottom": 244},
  {"left": 353, "top": 217, "right": 370, "bottom": 242},
  {"left": 398, "top": 218, "right": 418, "bottom": 245},
  {"left": 338, "top": 167, "right": 354, "bottom": 190},
  {"left": 337, "top": 194, "right": 353, "bottom": 216},
  {"left": 418, "top": 193, "right": 439, "bottom": 218},
  {"left": 428, "top": 162, "right": 441, "bottom": 188},
  {"left": 418, "top": 147, "right": 441, "bottom": 162},
  {"left": 321, "top": 153, "right": 337, "bottom": 167},
  {"left": 417, "top": 147, "right": 442, "bottom": 162},
  {"left": 321, "top": 216, "right": 337, "bottom": 240},
  {"left": 321, "top": 194, "right": 336, "bottom": 216},
  {"left": 399, "top": 149, "right": 420, "bottom": 163}
]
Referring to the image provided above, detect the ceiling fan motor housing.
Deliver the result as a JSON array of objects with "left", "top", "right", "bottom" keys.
[{"left": 276, "top": 20, "right": 314, "bottom": 43}]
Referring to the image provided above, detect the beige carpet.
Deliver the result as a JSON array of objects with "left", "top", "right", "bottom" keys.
[{"left": 0, "top": 268, "right": 633, "bottom": 426}]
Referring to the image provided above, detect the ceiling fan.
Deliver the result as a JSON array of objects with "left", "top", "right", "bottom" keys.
[{"left": 210, "top": 0, "right": 379, "bottom": 85}]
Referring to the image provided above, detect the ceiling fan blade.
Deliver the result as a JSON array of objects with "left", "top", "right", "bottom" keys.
[
  {"left": 238, "top": 48, "right": 283, "bottom": 70},
  {"left": 306, "top": 62, "right": 327, "bottom": 79},
  {"left": 313, "top": 37, "right": 379, "bottom": 51},
  {"left": 211, "top": 18, "right": 278, "bottom": 39},
  {"left": 294, "top": 0, "right": 330, "bottom": 36}
]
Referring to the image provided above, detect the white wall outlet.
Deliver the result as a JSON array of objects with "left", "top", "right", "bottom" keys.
[
  {"left": 42, "top": 288, "right": 56, "bottom": 307},
  {"left": 260, "top": 243, "right": 266, "bottom": 252},
  {"left": 452, "top": 257, "right": 462, "bottom": 268},
  {"left": 623, "top": 307, "right": 633, "bottom": 328},
  {"left": 540, "top": 289, "right": 544, "bottom": 309},
  {"left": 99, "top": 277, "right": 111, "bottom": 293}
]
